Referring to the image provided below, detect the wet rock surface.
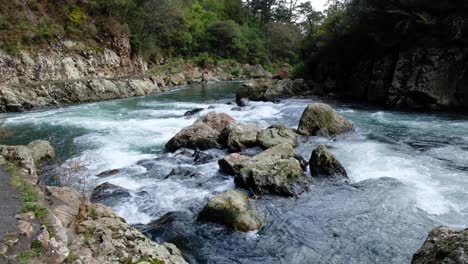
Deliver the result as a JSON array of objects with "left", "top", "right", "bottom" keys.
[
  {"left": 297, "top": 103, "right": 353, "bottom": 136},
  {"left": 412, "top": 227, "right": 468, "bottom": 264},
  {"left": 257, "top": 125, "right": 298, "bottom": 149},
  {"left": 220, "top": 122, "right": 262, "bottom": 152},
  {"left": 234, "top": 144, "right": 309, "bottom": 196},
  {"left": 91, "top": 182, "right": 132, "bottom": 206},
  {"left": 309, "top": 145, "right": 348, "bottom": 179},
  {"left": 197, "top": 190, "right": 263, "bottom": 232}
]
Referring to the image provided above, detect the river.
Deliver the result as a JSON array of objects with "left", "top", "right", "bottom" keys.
[{"left": 1, "top": 82, "right": 467, "bottom": 263}]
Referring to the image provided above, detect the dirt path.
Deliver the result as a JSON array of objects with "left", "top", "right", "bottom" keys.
[{"left": 0, "top": 166, "right": 22, "bottom": 243}]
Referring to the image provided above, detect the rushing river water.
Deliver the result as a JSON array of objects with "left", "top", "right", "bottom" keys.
[{"left": 1, "top": 82, "right": 468, "bottom": 263}]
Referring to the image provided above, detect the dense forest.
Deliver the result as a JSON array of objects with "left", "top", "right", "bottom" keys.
[{"left": 0, "top": 0, "right": 324, "bottom": 71}]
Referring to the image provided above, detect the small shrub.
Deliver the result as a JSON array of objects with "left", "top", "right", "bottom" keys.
[
  {"left": 230, "top": 68, "right": 241, "bottom": 77},
  {"left": 291, "top": 62, "right": 305, "bottom": 79}
]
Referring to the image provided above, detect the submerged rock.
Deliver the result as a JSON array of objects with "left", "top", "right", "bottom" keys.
[
  {"left": 27, "top": 140, "right": 55, "bottom": 164},
  {"left": 218, "top": 153, "right": 251, "bottom": 175},
  {"left": 412, "top": 226, "right": 468, "bottom": 264},
  {"left": 198, "top": 190, "right": 263, "bottom": 232},
  {"left": 236, "top": 98, "right": 249, "bottom": 107},
  {"left": 96, "top": 169, "right": 121, "bottom": 178},
  {"left": 257, "top": 125, "right": 298, "bottom": 149},
  {"left": 184, "top": 108, "right": 204, "bottom": 117},
  {"left": 90, "top": 182, "right": 131, "bottom": 206},
  {"left": 165, "top": 122, "right": 222, "bottom": 152},
  {"left": 166, "top": 167, "right": 203, "bottom": 179},
  {"left": 309, "top": 145, "right": 348, "bottom": 179},
  {"left": 297, "top": 103, "right": 353, "bottom": 136},
  {"left": 234, "top": 143, "right": 309, "bottom": 196},
  {"left": 220, "top": 122, "right": 262, "bottom": 153}
]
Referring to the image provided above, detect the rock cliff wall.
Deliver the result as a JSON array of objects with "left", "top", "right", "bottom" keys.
[{"left": 0, "top": 37, "right": 271, "bottom": 112}]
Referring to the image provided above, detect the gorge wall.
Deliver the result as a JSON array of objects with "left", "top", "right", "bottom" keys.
[
  {"left": 304, "top": 0, "right": 468, "bottom": 111},
  {"left": 0, "top": 37, "right": 268, "bottom": 113}
]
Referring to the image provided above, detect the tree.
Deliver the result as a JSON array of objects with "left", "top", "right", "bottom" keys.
[
  {"left": 297, "top": 1, "right": 323, "bottom": 35},
  {"left": 206, "top": 20, "right": 243, "bottom": 57},
  {"left": 265, "top": 22, "right": 301, "bottom": 62}
]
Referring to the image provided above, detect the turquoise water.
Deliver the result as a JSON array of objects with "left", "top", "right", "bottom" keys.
[{"left": 1, "top": 82, "right": 467, "bottom": 263}]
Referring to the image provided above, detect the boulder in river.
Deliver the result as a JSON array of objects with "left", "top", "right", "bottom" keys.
[
  {"left": 309, "top": 145, "right": 348, "bottom": 179},
  {"left": 257, "top": 125, "right": 298, "bottom": 149},
  {"left": 220, "top": 122, "right": 262, "bottom": 153},
  {"left": 91, "top": 182, "right": 131, "bottom": 206},
  {"left": 198, "top": 190, "right": 263, "bottom": 232},
  {"left": 165, "top": 122, "right": 222, "bottom": 152},
  {"left": 218, "top": 153, "right": 251, "bottom": 175},
  {"left": 234, "top": 143, "right": 309, "bottom": 196},
  {"left": 412, "top": 226, "right": 468, "bottom": 264},
  {"left": 236, "top": 79, "right": 273, "bottom": 103},
  {"left": 195, "top": 112, "right": 235, "bottom": 133},
  {"left": 27, "top": 140, "right": 55, "bottom": 164},
  {"left": 297, "top": 103, "right": 353, "bottom": 136}
]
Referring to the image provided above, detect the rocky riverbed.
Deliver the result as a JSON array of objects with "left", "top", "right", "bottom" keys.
[{"left": 1, "top": 82, "right": 467, "bottom": 263}]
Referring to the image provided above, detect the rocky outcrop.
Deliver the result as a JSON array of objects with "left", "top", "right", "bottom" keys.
[
  {"left": 198, "top": 190, "right": 263, "bottom": 232},
  {"left": 220, "top": 122, "right": 262, "bottom": 152},
  {"left": 0, "top": 140, "right": 188, "bottom": 264},
  {"left": 0, "top": 38, "right": 272, "bottom": 113},
  {"left": 0, "top": 144, "right": 36, "bottom": 177},
  {"left": 218, "top": 153, "right": 251, "bottom": 175},
  {"left": 257, "top": 125, "right": 298, "bottom": 149},
  {"left": 297, "top": 103, "right": 353, "bottom": 136},
  {"left": 412, "top": 226, "right": 468, "bottom": 264},
  {"left": 27, "top": 140, "right": 55, "bottom": 164},
  {"left": 234, "top": 143, "right": 309, "bottom": 196},
  {"left": 309, "top": 145, "right": 348, "bottom": 179}
]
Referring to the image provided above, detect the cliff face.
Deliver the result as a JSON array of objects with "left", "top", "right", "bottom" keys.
[
  {"left": 0, "top": 36, "right": 146, "bottom": 85},
  {"left": 305, "top": 1, "right": 468, "bottom": 111},
  {"left": 309, "top": 44, "right": 468, "bottom": 111},
  {"left": 0, "top": 36, "right": 268, "bottom": 113}
]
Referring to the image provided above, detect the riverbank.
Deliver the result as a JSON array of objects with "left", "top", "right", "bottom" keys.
[{"left": 0, "top": 142, "right": 187, "bottom": 264}]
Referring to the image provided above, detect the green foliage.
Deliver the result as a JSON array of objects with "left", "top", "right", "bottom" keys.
[
  {"left": 291, "top": 62, "right": 304, "bottom": 78},
  {"left": 191, "top": 52, "right": 215, "bottom": 67}
]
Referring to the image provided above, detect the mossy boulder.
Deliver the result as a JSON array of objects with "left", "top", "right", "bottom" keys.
[
  {"left": 412, "top": 226, "right": 468, "bottom": 264},
  {"left": 257, "top": 125, "right": 298, "bottom": 149},
  {"left": 234, "top": 143, "right": 309, "bottom": 196},
  {"left": 309, "top": 145, "right": 347, "bottom": 179},
  {"left": 218, "top": 153, "right": 251, "bottom": 175},
  {"left": 220, "top": 122, "right": 262, "bottom": 152},
  {"left": 27, "top": 140, "right": 55, "bottom": 164},
  {"left": 198, "top": 190, "right": 263, "bottom": 232},
  {"left": 297, "top": 103, "right": 353, "bottom": 136}
]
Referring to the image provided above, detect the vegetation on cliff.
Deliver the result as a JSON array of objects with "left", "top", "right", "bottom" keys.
[{"left": 0, "top": 0, "right": 322, "bottom": 70}]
